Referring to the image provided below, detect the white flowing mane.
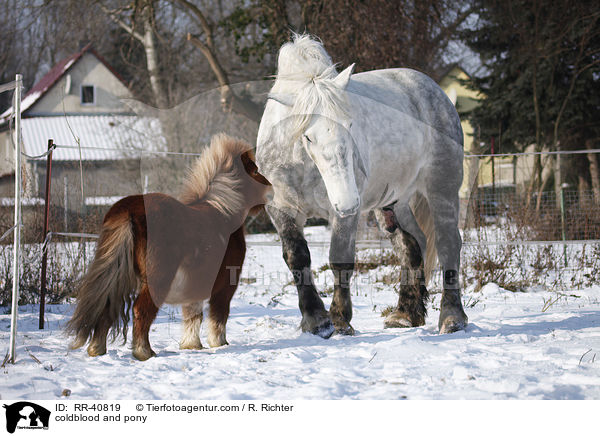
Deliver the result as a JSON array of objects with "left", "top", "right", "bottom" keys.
[{"left": 270, "top": 34, "right": 351, "bottom": 143}]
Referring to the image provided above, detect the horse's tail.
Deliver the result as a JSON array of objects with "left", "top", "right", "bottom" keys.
[
  {"left": 411, "top": 192, "right": 437, "bottom": 285},
  {"left": 65, "top": 209, "right": 137, "bottom": 348}
]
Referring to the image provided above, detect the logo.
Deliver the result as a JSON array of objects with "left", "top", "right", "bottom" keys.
[{"left": 3, "top": 402, "right": 50, "bottom": 433}]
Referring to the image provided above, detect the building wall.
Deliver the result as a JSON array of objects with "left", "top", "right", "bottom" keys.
[
  {"left": 27, "top": 53, "right": 133, "bottom": 115},
  {"left": 0, "top": 129, "right": 15, "bottom": 177}
]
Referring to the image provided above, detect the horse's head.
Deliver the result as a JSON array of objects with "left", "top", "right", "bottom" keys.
[
  {"left": 302, "top": 117, "right": 361, "bottom": 218},
  {"left": 258, "top": 35, "right": 368, "bottom": 218},
  {"left": 265, "top": 64, "right": 363, "bottom": 217}
]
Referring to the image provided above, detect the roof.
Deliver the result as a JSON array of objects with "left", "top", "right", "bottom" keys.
[
  {"left": 0, "top": 44, "right": 129, "bottom": 123},
  {"left": 20, "top": 115, "right": 164, "bottom": 161}
]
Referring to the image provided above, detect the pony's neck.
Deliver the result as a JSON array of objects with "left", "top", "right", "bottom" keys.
[{"left": 187, "top": 195, "right": 250, "bottom": 232}]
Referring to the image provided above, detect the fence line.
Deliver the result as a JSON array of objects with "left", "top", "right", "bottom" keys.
[
  {"left": 18, "top": 143, "right": 600, "bottom": 162},
  {"left": 465, "top": 148, "right": 600, "bottom": 158}
]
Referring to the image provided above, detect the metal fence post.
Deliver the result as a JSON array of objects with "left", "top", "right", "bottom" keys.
[{"left": 9, "top": 74, "right": 23, "bottom": 364}]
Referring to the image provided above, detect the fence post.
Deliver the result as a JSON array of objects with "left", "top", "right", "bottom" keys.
[
  {"left": 560, "top": 184, "right": 567, "bottom": 267},
  {"left": 64, "top": 176, "right": 68, "bottom": 232},
  {"left": 39, "top": 139, "right": 54, "bottom": 330},
  {"left": 9, "top": 74, "right": 22, "bottom": 364}
]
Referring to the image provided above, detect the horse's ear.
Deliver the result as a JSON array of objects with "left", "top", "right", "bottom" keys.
[{"left": 333, "top": 63, "right": 355, "bottom": 90}]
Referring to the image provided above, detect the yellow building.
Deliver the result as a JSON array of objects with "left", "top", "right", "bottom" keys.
[{"left": 439, "top": 66, "right": 515, "bottom": 201}]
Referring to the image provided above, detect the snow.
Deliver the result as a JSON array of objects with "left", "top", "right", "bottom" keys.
[
  {"left": 0, "top": 91, "right": 42, "bottom": 121},
  {"left": 1, "top": 227, "right": 600, "bottom": 400}
]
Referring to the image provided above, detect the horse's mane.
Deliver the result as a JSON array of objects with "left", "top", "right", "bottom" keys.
[
  {"left": 179, "top": 133, "right": 250, "bottom": 216},
  {"left": 270, "top": 34, "right": 351, "bottom": 143}
]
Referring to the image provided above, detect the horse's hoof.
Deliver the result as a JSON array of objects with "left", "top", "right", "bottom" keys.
[
  {"left": 439, "top": 315, "right": 468, "bottom": 334},
  {"left": 132, "top": 348, "right": 156, "bottom": 361},
  {"left": 332, "top": 317, "right": 355, "bottom": 335},
  {"left": 86, "top": 343, "right": 107, "bottom": 357},
  {"left": 333, "top": 321, "right": 355, "bottom": 336},
  {"left": 439, "top": 300, "right": 468, "bottom": 334},
  {"left": 301, "top": 313, "right": 335, "bottom": 339},
  {"left": 383, "top": 311, "right": 423, "bottom": 329},
  {"left": 313, "top": 322, "right": 335, "bottom": 338}
]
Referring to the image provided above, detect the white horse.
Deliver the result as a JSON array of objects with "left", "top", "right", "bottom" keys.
[{"left": 256, "top": 34, "right": 467, "bottom": 337}]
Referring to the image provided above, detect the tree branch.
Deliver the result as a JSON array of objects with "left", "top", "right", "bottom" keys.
[
  {"left": 432, "top": 5, "right": 476, "bottom": 48},
  {"left": 99, "top": 4, "right": 144, "bottom": 42},
  {"left": 173, "top": 0, "right": 214, "bottom": 48}
]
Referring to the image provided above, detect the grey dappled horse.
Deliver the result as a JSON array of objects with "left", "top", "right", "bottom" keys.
[{"left": 256, "top": 34, "right": 467, "bottom": 337}]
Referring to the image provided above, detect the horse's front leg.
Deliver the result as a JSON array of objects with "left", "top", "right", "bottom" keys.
[
  {"left": 329, "top": 213, "right": 359, "bottom": 335},
  {"left": 267, "top": 205, "right": 334, "bottom": 338}
]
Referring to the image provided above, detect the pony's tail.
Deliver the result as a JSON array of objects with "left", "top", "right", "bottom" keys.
[
  {"left": 411, "top": 192, "right": 437, "bottom": 285},
  {"left": 65, "top": 210, "right": 137, "bottom": 349}
]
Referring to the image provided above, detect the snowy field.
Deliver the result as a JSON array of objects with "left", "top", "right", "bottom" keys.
[{"left": 1, "top": 227, "right": 600, "bottom": 400}]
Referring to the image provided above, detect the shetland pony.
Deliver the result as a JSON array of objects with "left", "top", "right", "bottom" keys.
[{"left": 66, "top": 134, "right": 271, "bottom": 360}]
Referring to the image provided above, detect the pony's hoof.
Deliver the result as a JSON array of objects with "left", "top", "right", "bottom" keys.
[
  {"left": 180, "top": 341, "right": 203, "bottom": 350},
  {"left": 439, "top": 314, "right": 468, "bottom": 334},
  {"left": 132, "top": 348, "right": 156, "bottom": 361},
  {"left": 207, "top": 329, "right": 228, "bottom": 348},
  {"left": 383, "top": 311, "right": 423, "bottom": 329},
  {"left": 86, "top": 343, "right": 107, "bottom": 357},
  {"left": 301, "top": 313, "right": 335, "bottom": 338},
  {"left": 207, "top": 339, "right": 228, "bottom": 348}
]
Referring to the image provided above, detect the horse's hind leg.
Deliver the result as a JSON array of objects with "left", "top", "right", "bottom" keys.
[
  {"left": 132, "top": 284, "right": 159, "bottom": 361},
  {"left": 180, "top": 301, "right": 204, "bottom": 350},
  {"left": 329, "top": 213, "right": 359, "bottom": 335},
  {"left": 426, "top": 190, "right": 468, "bottom": 334},
  {"left": 377, "top": 204, "right": 428, "bottom": 328}
]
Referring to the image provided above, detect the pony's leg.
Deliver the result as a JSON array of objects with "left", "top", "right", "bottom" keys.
[
  {"left": 132, "top": 284, "right": 159, "bottom": 361},
  {"left": 207, "top": 283, "right": 237, "bottom": 347},
  {"left": 329, "top": 213, "right": 359, "bottom": 335},
  {"left": 86, "top": 306, "right": 112, "bottom": 356},
  {"left": 266, "top": 205, "right": 334, "bottom": 338},
  {"left": 426, "top": 191, "right": 468, "bottom": 334},
  {"left": 180, "top": 301, "right": 204, "bottom": 350},
  {"left": 379, "top": 204, "right": 429, "bottom": 328}
]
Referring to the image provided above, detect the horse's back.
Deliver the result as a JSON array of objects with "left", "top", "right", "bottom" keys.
[{"left": 348, "top": 68, "right": 463, "bottom": 147}]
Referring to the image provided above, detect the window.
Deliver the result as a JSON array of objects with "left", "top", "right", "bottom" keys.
[{"left": 80, "top": 85, "right": 95, "bottom": 105}]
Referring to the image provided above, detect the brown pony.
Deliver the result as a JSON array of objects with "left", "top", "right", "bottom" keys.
[{"left": 66, "top": 134, "right": 271, "bottom": 360}]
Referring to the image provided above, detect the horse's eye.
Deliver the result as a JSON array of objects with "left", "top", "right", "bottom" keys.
[{"left": 303, "top": 135, "right": 312, "bottom": 143}]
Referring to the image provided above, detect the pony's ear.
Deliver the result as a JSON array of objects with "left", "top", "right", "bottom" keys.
[{"left": 333, "top": 63, "right": 355, "bottom": 90}]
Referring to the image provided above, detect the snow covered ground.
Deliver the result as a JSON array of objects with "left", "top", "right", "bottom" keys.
[{"left": 1, "top": 227, "right": 600, "bottom": 400}]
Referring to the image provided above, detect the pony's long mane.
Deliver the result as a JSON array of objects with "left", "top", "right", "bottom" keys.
[
  {"left": 270, "top": 34, "right": 351, "bottom": 143},
  {"left": 179, "top": 133, "right": 251, "bottom": 216}
]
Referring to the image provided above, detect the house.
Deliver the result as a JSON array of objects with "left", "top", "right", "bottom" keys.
[
  {"left": 0, "top": 44, "right": 162, "bottom": 236},
  {"left": 438, "top": 66, "right": 523, "bottom": 223},
  {"left": 439, "top": 66, "right": 516, "bottom": 196}
]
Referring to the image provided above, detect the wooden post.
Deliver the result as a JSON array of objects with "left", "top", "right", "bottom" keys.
[{"left": 39, "top": 139, "right": 54, "bottom": 330}]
